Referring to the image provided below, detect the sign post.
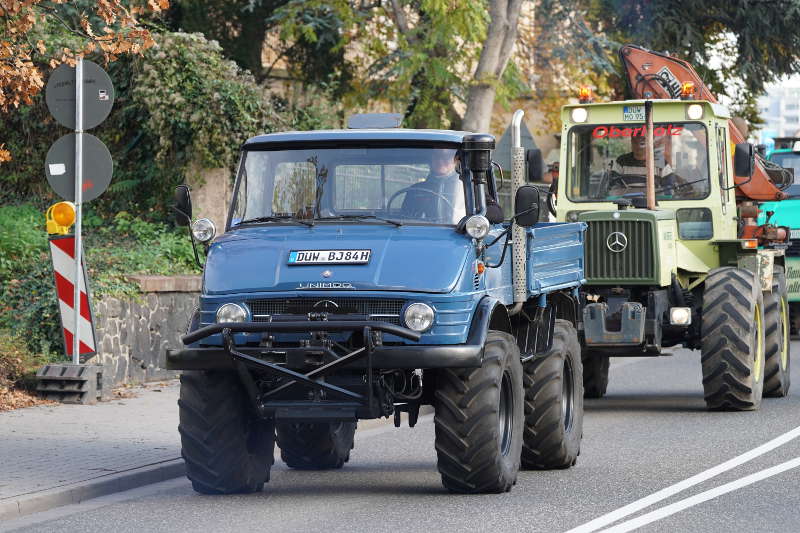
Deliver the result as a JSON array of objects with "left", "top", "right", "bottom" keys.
[
  {"left": 73, "top": 57, "right": 84, "bottom": 365},
  {"left": 43, "top": 59, "right": 114, "bottom": 364}
]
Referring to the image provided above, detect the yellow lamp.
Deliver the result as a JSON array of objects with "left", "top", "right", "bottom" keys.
[{"left": 46, "top": 201, "right": 76, "bottom": 235}]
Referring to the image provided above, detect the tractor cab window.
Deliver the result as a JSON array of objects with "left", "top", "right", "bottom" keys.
[
  {"left": 231, "top": 146, "right": 469, "bottom": 226},
  {"left": 566, "top": 122, "right": 710, "bottom": 202}
]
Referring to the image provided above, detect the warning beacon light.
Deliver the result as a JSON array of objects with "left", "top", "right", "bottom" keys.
[
  {"left": 578, "top": 86, "right": 593, "bottom": 104},
  {"left": 46, "top": 201, "right": 76, "bottom": 235},
  {"left": 680, "top": 81, "right": 696, "bottom": 100}
]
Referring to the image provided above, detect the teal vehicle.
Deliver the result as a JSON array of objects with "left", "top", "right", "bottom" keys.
[{"left": 760, "top": 137, "right": 800, "bottom": 332}]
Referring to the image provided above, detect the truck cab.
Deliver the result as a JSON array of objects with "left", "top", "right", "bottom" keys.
[{"left": 166, "top": 113, "right": 588, "bottom": 495}]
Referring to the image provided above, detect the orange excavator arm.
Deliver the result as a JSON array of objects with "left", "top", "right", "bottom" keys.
[{"left": 619, "top": 44, "right": 788, "bottom": 201}]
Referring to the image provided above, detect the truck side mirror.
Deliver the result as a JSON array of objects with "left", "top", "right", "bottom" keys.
[
  {"left": 174, "top": 185, "right": 192, "bottom": 226},
  {"left": 734, "top": 143, "right": 755, "bottom": 178},
  {"left": 514, "top": 185, "right": 540, "bottom": 227},
  {"left": 526, "top": 148, "right": 544, "bottom": 182}
]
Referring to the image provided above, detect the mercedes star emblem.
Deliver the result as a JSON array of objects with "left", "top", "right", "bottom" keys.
[
  {"left": 606, "top": 231, "right": 628, "bottom": 253},
  {"left": 321, "top": 270, "right": 332, "bottom": 278}
]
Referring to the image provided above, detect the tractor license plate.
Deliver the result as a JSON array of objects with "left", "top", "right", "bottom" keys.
[
  {"left": 791, "top": 229, "right": 800, "bottom": 240},
  {"left": 623, "top": 105, "right": 645, "bottom": 121},
  {"left": 288, "top": 249, "right": 371, "bottom": 265}
]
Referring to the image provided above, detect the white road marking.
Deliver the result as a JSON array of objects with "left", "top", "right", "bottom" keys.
[
  {"left": 565, "top": 424, "right": 800, "bottom": 533},
  {"left": 598, "top": 456, "right": 800, "bottom": 533}
]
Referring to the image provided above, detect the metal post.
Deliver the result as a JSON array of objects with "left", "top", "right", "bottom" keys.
[
  {"left": 644, "top": 100, "right": 656, "bottom": 210},
  {"left": 72, "top": 57, "right": 84, "bottom": 365}
]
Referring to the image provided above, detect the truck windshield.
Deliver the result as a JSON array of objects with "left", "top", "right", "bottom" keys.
[
  {"left": 770, "top": 152, "right": 800, "bottom": 184},
  {"left": 231, "top": 147, "right": 468, "bottom": 226},
  {"left": 567, "top": 122, "right": 710, "bottom": 202}
]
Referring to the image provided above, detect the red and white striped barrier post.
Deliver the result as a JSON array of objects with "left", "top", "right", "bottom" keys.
[{"left": 48, "top": 234, "right": 97, "bottom": 359}]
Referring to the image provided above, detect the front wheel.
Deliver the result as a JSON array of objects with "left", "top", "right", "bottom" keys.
[
  {"left": 701, "top": 267, "right": 765, "bottom": 411},
  {"left": 179, "top": 371, "right": 275, "bottom": 494},
  {"left": 521, "top": 320, "right": 584, "bottom": 469},
  {"left": 434, "top": 330, "right": 523, "bottom": 494}
]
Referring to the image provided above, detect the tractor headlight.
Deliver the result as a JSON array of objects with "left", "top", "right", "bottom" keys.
[
  {"left": 686, "top": 104, "right": 704, "bottom": 120},
  {"left": 191, "top": 218, "right": 216, "bottom": 243},
  {"left": 669, "top": 307, "right": 692, "bottom": 326},
  {"left": 404, "top": 303, "right": 435, "bottom": 332},
  {"left": 465, "top": 215, "right": 490, "bottom": 240},
  {"left": 571, "top": 107, "right": 588, "bottom": 123},
  {"left": 216, "top": 303, "right": 248, "bottom": 323}
]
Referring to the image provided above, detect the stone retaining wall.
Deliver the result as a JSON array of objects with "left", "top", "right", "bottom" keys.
[{"left": 88, "top": 275, "right": 200, "bottom": 386}]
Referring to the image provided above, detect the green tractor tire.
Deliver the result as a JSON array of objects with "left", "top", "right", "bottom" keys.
[
  {"left": 701, "top": 267, "right": 765, "bottom": 411},
  {"left": 582, "top": 353, "right": 609, "bottom": 399},
  {"left": 763, "top": 266, "right": 791, "bottom": 398}
]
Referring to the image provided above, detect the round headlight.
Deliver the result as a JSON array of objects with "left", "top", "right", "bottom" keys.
[
  {"left": 404, "top": 303, "right": 434, "bottom": 332},
  {"left": 465, "top": 215, "right": 490, "bottom": 240},
  {"left": 191, "top": 218, "right": 216, "bottom": 243},
  {"left": 216, "top": 303, "right": 248, "bottom": 323},
  {"left": 571, "top": 107, "right": 588, "bottom": 123},
  {"left": 686, "top": 104, "right": 703, "bottom": 120}
]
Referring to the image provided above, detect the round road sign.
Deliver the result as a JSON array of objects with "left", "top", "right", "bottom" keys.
[
  {"left": 45, "top": 61, "right": 115, "bottom": 130},
  {"left": 45, "top": 133, "right": 113, "bottom": 203}
]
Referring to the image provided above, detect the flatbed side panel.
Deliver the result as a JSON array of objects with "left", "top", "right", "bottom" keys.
[{"left": 527, "top": 222, "right": 587, "bottom": 296}]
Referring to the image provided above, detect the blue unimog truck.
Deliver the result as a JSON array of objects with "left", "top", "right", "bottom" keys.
[{"left": 166, "top": 111, "right": 587, "bottom": 495}]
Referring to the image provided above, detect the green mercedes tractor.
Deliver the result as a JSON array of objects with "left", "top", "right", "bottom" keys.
[{"left": 555, "top": 98, "right": 792, "bottom": 410}]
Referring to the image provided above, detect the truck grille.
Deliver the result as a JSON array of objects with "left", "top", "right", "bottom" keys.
[
  {"left": 246, "top": 297, "right": 405, "bottom": 325},
  {"left": 585, "top": 220, "right": 655, "bottom": 282}
]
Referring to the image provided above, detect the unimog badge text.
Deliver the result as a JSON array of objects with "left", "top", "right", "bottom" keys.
[{"left": 297, "top": 282, "right": 355, "bottom": 289}]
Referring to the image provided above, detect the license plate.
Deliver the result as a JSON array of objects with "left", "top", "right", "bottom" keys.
[
  {"left": 623, "top": 105, "right": 645, "bottom": 121},
  {"left": 288, "top": 249, "right": 371, "bottom": 265},
  {"left": 791, "top": 229, "right": 800, "bottom": 240}
]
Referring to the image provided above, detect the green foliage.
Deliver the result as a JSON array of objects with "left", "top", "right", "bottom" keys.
[
  {"left": 85, "top": 212, "right": 199, "bottom": 299},
  {"left": 272, "top": 0, "right": 508, "bottom": 129},
  {"left": 0, "top": 205, "right": 49, "bottom": 279}
]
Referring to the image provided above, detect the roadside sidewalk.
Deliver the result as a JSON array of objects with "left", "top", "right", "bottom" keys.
[
  {"left": 0, "top": 379, "right": 420, "bottom": 522},
  {"left": 0, "top": 382, "right": 183, "bottom": 522}
]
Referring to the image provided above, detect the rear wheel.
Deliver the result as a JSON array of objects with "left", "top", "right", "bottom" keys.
[
  {"left": 276, "top": 422, "right": 356, "bottom": 469},
  {"left": 434, "top": 330, "right": 523, "bottom": 494},
  {"left": 521, "top": 320, "right": 584, "bottom": 469},
  {"left": 582, "top": 352, "right": 609, "bottom": 399},
  {"left": 701, "top": 267, "right": 765, "bottom": 411},
  {"left": 179, "top": 371, "right": 274, "bottom": 494},
  {"left": 764, "top": 266, "right": 791, "bottom": 397}
]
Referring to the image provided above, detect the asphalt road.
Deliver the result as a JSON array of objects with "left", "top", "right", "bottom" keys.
[{"left": 6, "top": 343, "right": 800, "bottom": 533}]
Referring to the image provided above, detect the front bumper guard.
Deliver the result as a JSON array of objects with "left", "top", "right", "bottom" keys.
[
  {"left": 167, "top": 319, "right": 486, "bottom": 421},
  {"left": 582, "top": 302, "right": 645, "bottom": 347}
]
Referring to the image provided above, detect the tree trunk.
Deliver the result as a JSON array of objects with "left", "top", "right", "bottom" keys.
[{"left": 462, "top": 0, "right": 525, "bottom": 133}]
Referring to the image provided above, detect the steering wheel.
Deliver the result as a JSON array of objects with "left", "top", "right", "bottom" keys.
[
  {"left": 387, "top": 186, "right": 455, "bottom": 218},
  {"left": 593, "top": 171, "right": 633, "bottom": 199}
]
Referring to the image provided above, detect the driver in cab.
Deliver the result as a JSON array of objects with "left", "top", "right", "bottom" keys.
[
  {"left": 607, "top": 133, "right": 680, "bottom": 197},
  {"left": 401, "top": 148, "right": 466, "bottom": 221}
]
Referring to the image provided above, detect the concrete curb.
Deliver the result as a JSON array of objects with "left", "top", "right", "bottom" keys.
[{"left": 0, "top": 459, "right": 185, "bottom": 522}]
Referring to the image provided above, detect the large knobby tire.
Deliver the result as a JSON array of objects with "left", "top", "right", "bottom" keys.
[
  {"left": 434, "top": 330, "right": 523, "bottom": 494},
  {"left": 701, "top": 267, "right": 766, "bottom": 411},
  {"left": 179, "top": 371, "right": 275, "bottom": 494},
  {"left": 521, "top": 320, "right": 584, "bottom": 469},
  {"left": 276, "top": 422, "right": 356, "bottom": 469},
  {"left": 764, "top": 266, "right": 791, "bottom": 397},
  {"left": 582, "top": 352, "right": 609, "bottom": 399}
]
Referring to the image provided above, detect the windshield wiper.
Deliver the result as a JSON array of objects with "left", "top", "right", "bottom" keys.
[
  {"left": 317, "top": 215, "right": 403, "bottom": 227},
  {"left": 237, "top": 215, "right": 314, "bottom": 227}
]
